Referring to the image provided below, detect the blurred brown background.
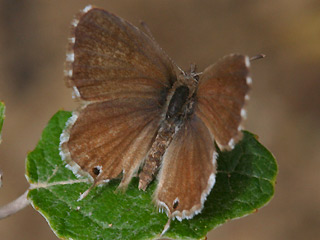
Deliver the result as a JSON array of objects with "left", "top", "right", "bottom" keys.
[{"left": 0, "top": 0, "right": 319, "bottom": 239}]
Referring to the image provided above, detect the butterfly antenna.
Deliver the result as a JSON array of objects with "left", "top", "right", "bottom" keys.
[
  {"left": 140, "top": 21, "right": 185, "bottom": 74},
  {"left": 250, "top": 54, "right": 266, "bottom": 62}
]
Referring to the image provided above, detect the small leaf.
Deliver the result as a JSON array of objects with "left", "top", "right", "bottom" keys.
[{"left": 26, "top": 111, "right": 277, "bottom": 240}]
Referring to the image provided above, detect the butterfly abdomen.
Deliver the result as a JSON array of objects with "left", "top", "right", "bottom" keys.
[
  {"left": 138, "top": 84, "right": 191, "bottom": 191},
  {"left": 138, "top": 120, "right": 176, "bottom": 190}
]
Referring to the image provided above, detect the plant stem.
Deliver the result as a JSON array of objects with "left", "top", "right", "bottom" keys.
[{"left": 0, "top": 189, "right": 29, "bottom": 219}]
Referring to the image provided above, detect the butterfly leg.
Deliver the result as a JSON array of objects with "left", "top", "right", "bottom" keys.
[{"left": 160, "top": 217, "right": 171, "bottom": 236}]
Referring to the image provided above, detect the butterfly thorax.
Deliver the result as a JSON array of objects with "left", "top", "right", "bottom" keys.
[{"left": 138, "top": 66, "right": 199, "bottom": 191}]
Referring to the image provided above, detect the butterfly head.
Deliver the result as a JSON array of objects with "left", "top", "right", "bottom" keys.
[
  {"left": 178, "top": 63, "right": 199, "bottom": 81},
  {"left": 175, "top": 63, "right": 200, "bottom": 100}
]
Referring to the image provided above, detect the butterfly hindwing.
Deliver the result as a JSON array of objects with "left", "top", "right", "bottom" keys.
[
  {"left": 154, "top": 114, "right": 217, "bottom": 220},
  {"left": 60, "top": 98, "right": 162, "bottom": 188}
]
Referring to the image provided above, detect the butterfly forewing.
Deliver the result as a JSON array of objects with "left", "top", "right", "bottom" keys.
[
  {"left": 154, "top": 114, "right": 216, "bottom": 220},
  {"left": 195, "top": 54, "right": 250, "bottom": 150},
  {"left": 60, "top": 7, "right": 177, "bottom": 188},
  {"left": 66, "top": 7, "right": 176, "bottom": 101}
]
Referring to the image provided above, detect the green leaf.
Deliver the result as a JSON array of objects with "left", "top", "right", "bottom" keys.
[
  {"left": 26, "top": 111, "right": 278, "bottom": 240},
  {"left": 0, "top": 101, "right": 5, "bottom": 141}
]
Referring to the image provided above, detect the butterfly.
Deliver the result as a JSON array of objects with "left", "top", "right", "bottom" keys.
[{"left": 59, "top": 5, "right": 255, "bottom": 223}]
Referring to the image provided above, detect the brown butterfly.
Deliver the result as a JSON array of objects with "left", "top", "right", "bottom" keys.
[{"left": 59, "top": 5, "right": 255, "bottom": 224}]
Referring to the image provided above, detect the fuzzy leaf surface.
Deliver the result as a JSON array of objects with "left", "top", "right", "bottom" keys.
[{"left": 26, "top": 111, "right": 277, "bottom": 240}]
